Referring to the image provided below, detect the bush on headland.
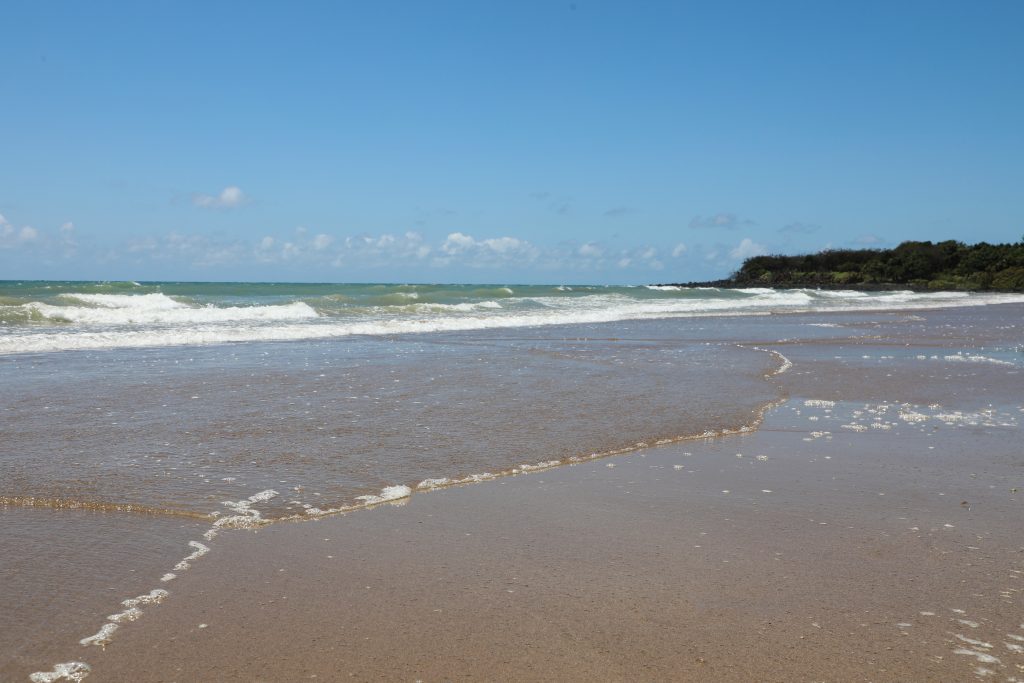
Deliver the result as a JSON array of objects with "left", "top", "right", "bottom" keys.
[{"left": 714, "top": 240, "right": 1024, "bottom": 291}]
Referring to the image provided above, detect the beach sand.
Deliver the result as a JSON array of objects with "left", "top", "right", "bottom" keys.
[
  {"left": 74, "top": 343, "right": 1024, "bottom": 680},
  {"left": 10, "top": 306, "right": 1024, "bottom": 682}
]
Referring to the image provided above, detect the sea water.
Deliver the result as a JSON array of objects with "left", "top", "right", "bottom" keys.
[{"left": 2, "top": 281, "right": 1023, "bottom": 679}]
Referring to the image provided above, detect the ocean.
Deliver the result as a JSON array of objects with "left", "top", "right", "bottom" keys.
[
  {"left": 2, "top": 281, "right": 1024, "bottom": 680},
  {"left": 2, "top": 280, "right": 1020, "bottom": 355}
]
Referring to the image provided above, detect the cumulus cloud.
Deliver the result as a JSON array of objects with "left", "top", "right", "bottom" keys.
[
  {"left": 689, "top": 213, "right": 755, "bottom": 230},
  {"left": 0, "top": 214, "right": 41, "bottom": 249},
  {"left": 192, "top": 186, "right": 247, "bottom": 209},
  {"left": 435, "top": 232, "right": 539, "bottom": 267},
  {"left": 332, "top": 232, "right": 433, "bottom": 267},
  {"left": 612, "top": 245, "right": 663, "bottom": 271},
  {"left": 440, "top": 232, "right": 477, "bottom": 255},
  {"left": 125, "top": 232, "right": 249, "bottom": 266},
  {"left": 3, "top": 207, "right": 705, "bottom": 278},
  {"left": 729, "top": 237, "right": 768, "bottom": 261}
]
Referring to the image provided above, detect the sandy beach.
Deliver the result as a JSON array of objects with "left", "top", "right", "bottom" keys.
[
  {"left": 73, "top": 399, "right": 1024, "bottom": 681},
  {"left": 7, "top": 303, "right": 1021, "bottom": 682}
]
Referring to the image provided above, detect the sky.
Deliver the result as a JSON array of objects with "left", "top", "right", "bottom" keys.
[{"left": 2, "top": 1, "right": 1022, "bottom": 284}]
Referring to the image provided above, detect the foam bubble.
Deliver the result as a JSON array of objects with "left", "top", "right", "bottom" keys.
[
  {"left": 107, "top": 607, "right": 143, "bottom": 623},
  {"left": 121, "top": 588, "right": 169, "bottom": 609},
  {"left": 214, "top": 489, "right": 279, "bottom": 529},
  {"left": 29, "top": 662, "right": 91, "bottom": 682},
  {"left": 953, "top": 648, "right": 1001, "bottom": 664},
  {"left": 355, "top": 485, "right": 412, "bottom": 505},
  {"left": 174, "top": 540, "right": 210, "bottom": 570},
  {"left": 804, "top": 400, "right": 836, "bottom": 408},
  {"left": 79, "top": 623, "right": 118, "bottom": 648}
]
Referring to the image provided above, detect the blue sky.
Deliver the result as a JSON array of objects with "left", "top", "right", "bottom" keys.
[{"left": 2, "top": 1, "right": 1022, "bottom": 284}]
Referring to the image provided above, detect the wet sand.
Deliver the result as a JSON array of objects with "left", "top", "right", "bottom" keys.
[
  {"left": 11, "top": 305, "right": 1024, "bottom": 682},
  {"left": 77, "top": 387, "right": 1024, "bottom": 677}
]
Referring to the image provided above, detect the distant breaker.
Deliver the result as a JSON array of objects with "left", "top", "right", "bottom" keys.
[{"left": 1, "top": 281, "right": 1023, "bottom": 355}]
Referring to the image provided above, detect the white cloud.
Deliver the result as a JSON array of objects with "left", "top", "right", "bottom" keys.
[
  {"left": 193, "top": 186, "right": 247, "bottom": 209},
  {"left": 617, "top": 257, "right": 632, "bottom": 268},
  {"left": 671, "top": 243, "right": 687, "bottom": 258},
  {"left": 729, "top": 237, "right": 768, "bottom": 261},
  {"left": 436, "top": 232, "right": 538, "bottom": 268},
  {"left": 0, "top": 214, "right": 41, "bottom": 249},
  {"left": 441, "top": 232, "right": 476, "bottom": 255},
  {"left": 312, "top": 234, "right": 333, "bottom": 251},
  {"left": 578, "top": 242, "right": 603, "bottom": 258},
  {"left": 331, "top": 231, "right": 433, "bottom": 267},
  {"left": 60, "top": 221, "right": 75, "bottom": 234},
  {"left": 259, "top": 236, "right": 275, "bottom": 250},
  {"left": 480, "top": 236, "right": 525, "bottom": 254}
]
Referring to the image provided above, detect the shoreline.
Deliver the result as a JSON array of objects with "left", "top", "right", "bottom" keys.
[
  {"left": 63, "top": 393, "right": 1024, "bottom": 682},
  {"left": 5, "top": 303, "right": 1022, "bottom": 681}
]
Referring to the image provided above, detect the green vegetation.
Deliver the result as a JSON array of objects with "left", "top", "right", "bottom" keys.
[{"left": 726, "top": 240, "right": 1024, "bottom": 291}]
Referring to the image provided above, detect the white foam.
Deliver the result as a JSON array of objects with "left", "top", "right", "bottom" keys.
[
  {"left": 956, "top": 634, "right": 993, "bottom": 648},
  {"left": 417, "top": 478, "right": 451, "bottom": 490},
  {"left": 804, "top": 399, "right": 836, "bottom": 408},
  {"left": 29, "top": 662, "right": 91, "bottom": 682},
  {"left": 515, "top": 460, "right": 562, "bottom": 473},
  {"left": 943, "top": 353, "right": 1015, "bottom": 367},
  {"left": 29, "top": 294, "right": 318, "bottom": 326},
  {"left": 355, "top": 485, "right": 412, "bottom": 505},
  {"left": 174, "top": 540, "right": 210, "bottom": 570},
  {"left": 121, "top": 588, "right": 169, "bottom": 609},
  {"left": 107, "top": 607, "right": 143, "bottom": 623},
  {"left": 214, "top": 489, "right": 279, "bottom": 529},
  {"left": 246, "top": 489, "right": 279, "bottom": 503},
  {"left": 79, "top": 623, "right": 118, "bottom": 647},
  {"left": 953, "top": 648, "right": 1001, "bottom": 664}
]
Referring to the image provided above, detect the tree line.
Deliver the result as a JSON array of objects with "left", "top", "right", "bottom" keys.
[{"left": 726, "top": 240, "right": 1024, "bottom": 291}]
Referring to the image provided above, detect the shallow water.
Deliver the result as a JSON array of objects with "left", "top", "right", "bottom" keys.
[
  {"left": 2, "top": 298, "right": 1022, "bottom": 681},
  {"left": 1, "top": 321, "right": 777, "bottom": 522}
]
